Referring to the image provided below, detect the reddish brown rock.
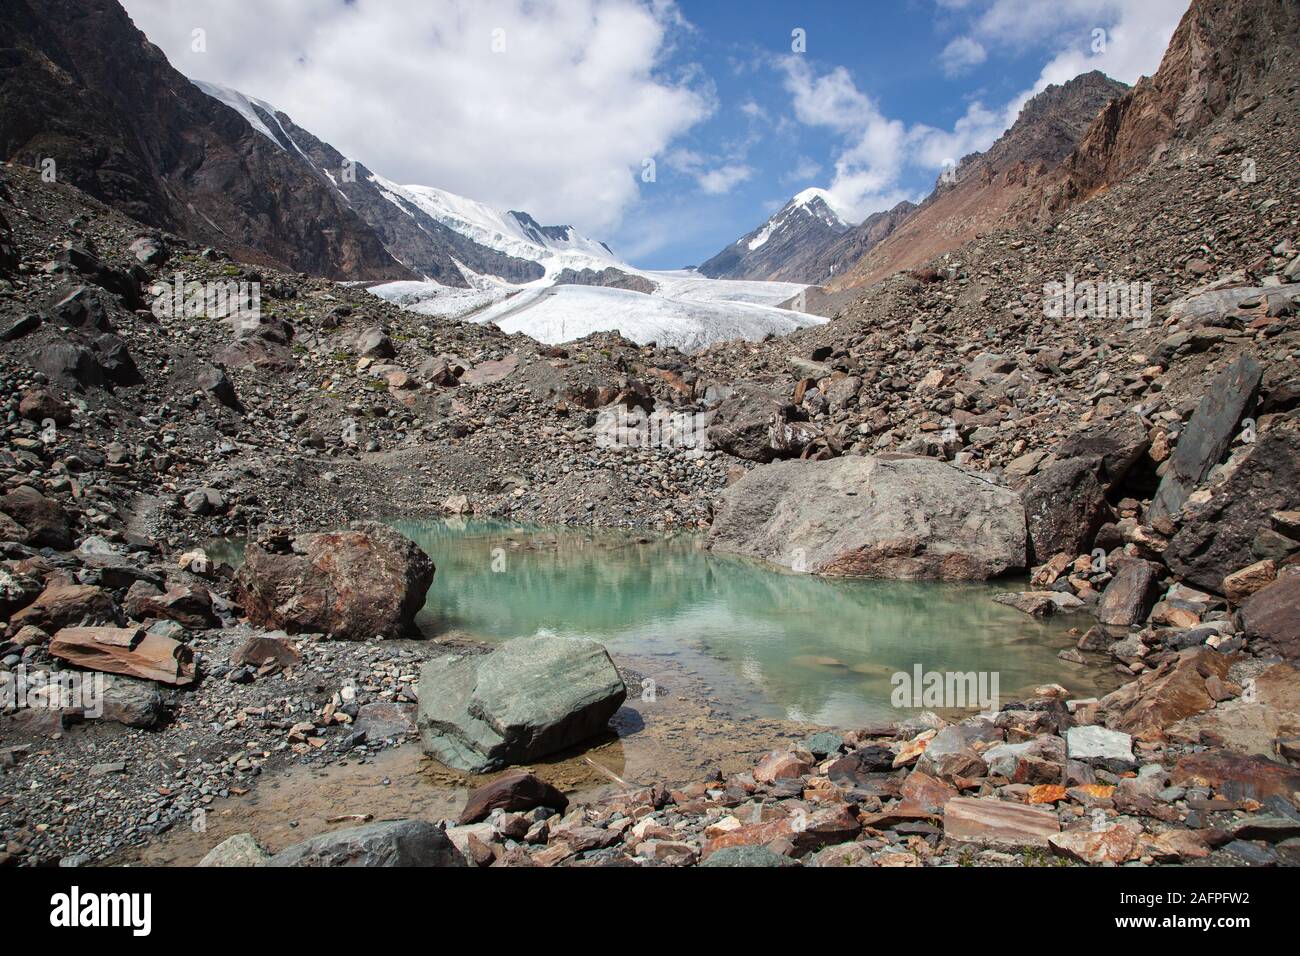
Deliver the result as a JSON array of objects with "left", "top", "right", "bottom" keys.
[
  {"left": 1097, "top": 647, "right": 1233, "bottom": 735},
  {"left": 7, "top": 581, "right": 118, "bottom": 635},
  {"left": 0, "top": 486, "right": 73, "bottom": 550},
  {"left": 1223, "top": 559, "right": 1277, "bottom": 604},
  {"left": 1096, "top": 559, "right": 1162, "bottom": 626},
  {"left": 49, "top": 626, "right": 195, "bottom": 686},
  {"left": 753, "top": 750, "right": 813, "bottom": 784},
  {"left": 458, "top": 771, "right": 569, "bottom": 825},
  {"left": 1049, "top": 823, "right": 1139, "bottom": 864},
  {"left": 233, "top": 522, "right": 434, "bottom": 640},
  {"left": 1240, "top": 574, "right": 1300, "bottom": 661},
  {"left": 1171, "top": 752, "right": 1300, "bottom": 803},
  {"left": 942, "top": 797, "right": 1060, "bottom": 848},
  {"left": 125, "top": 582, "right": 219, "bottom": 630},
  {"left": 231, "top": 634, "right": 303, "bottom": 669}
]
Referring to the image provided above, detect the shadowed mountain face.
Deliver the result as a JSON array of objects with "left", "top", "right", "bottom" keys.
[
  {"left": 830, "top": 71, "right": 1129, "bottom": 292},
  {"left": 0, "top": 0, "right": 413, "bottom": 281}
]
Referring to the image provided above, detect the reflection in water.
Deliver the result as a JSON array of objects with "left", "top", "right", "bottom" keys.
[{"left": 389, "top": 520, "right": 1114, "bottom": 728}]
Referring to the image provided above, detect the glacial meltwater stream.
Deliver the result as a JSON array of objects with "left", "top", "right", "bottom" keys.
[{"left": 391, "top": 520, "right": 1114, "bottom": 726}]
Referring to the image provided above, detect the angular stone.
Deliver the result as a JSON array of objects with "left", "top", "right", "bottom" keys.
[
  {"left": 269, "top": 820, "right": 465, "bottom": 867},
  {"left": 49, "top": 626, "right": 195, "bottom": 686},
  {"left": 706, "top": 383, "right": 817, "bottom": 463},
  {"left": 198, "top": 833, "right": 270, "bottom": 867},
  {"left": 1098, "top": 647, "right": 1232, "bottom": 735},
  {"left": 709, "top": 455, "right": 1026, "bottom": 581},
  {"left": 1150, "top": 356, "right": 1262, "bottom": 521},
  {"left": 353, "top": 701, "right": 416, "bottom": 740},
  {"left": 1171, "top": 752, "right": 1300, "bottom": 803},
  {"left": 8, "top": 582, "right": 118, "bottom": 635},
  {"left": 1066, "top": 725, "right": 1136, "bottom": 772},
  {"left": 754, "top": 750, "right": 813, "bottom": 784},
  {"left": 458, "top": 771, "right": 569, "bottom": 825},
  {"left": 1240, "top": 575, "right": 1300, "bottom": 661},
  {"left": 125, "top": 582, "right": 219, "bottom": 630},
  {"left": 231, "top": 633, "right": 303, "bottom": 669},
  {"left": 1095, "top": 559, "right": 1161, "bottom": 626},
  {"left": 1222, "top": 559, "right": 1277, "bottom": 604},
  {"left": 942, "top": 797, "right": 1060, "bottom": 848},
  {"left": 1022, "top": 457, "right": 1109, "bottom": 564},
  {"left": 96, "top": 674, "right": 165, "bottom": 728},
  {"left": 1165, "top": 420, "right": 1300, "bottom": 593},
  {"left": 1049, "top": 824, "right": 1139, "bottom": 864},
  {"left": 699, "top": 845, "right": 800, "bottom": 867},
  {"left": 0, "top": 486, "right": 73, "bottom": 550},
  {"left": 234, "top": 522, "right": 434, "bottom": 640},
  {"left": 418, "top": 637, "right": 626, "bottom": 773}
]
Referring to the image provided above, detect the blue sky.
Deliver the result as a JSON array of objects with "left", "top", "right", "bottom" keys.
[{"left": 123, "top": 0, "right": 1189, "bottom": 270}]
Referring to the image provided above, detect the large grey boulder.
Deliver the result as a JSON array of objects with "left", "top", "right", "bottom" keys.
[
  {"left": 1149, "top": 356, "right": 1261, "bottom": 522},
  {"left": 707, "top": 456, "right": 1026, "bottom": 580},
  {"left": 419, "top": 637, "right": 627, "bottom": 773},
  {"left": 269, "top": 820, "right": 465, "bottom": 867}
]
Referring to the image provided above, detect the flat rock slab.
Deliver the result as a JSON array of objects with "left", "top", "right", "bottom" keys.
[
  {"left": 49, "top": 626, "right": 195, "bottom": 686},
  {"left": 942, "top": 797, "right": 1060, "bottom": 848},
  {"left": 708, "top": 455, "right": 1026, "bottom": 581},
  {"left": 418, "top": 636, "right": 626, "bottom": 774},
  {"left": 1150, "top": 355, "right": 1261, "bottom": 522}
]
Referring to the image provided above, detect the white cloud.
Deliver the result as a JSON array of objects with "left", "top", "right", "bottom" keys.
[
  {"left": 784, "top": 0, "right": 1188, "bottom": 222},
  {"left": 940, "top": 36, "right": 987, "bottom": 76},
  {"left": 119, "top": 0, "right": 711, "bottom": 235},
  {"left": 697, "top": 165, "right": 754, "bottom": 195}
]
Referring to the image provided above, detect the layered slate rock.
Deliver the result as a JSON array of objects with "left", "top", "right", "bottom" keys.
[
  {"left": 1149, "top": 355, "right": 1262, "bottom": 521},
  {"left": 1095, "top": 559, "right": 1162, "bottom": 626},
  {"left": 269, "top": 820, "right": 465, "bottom": 867},
  {"left": 1165, "top": 421, "right": 1300, "bottom": 593},
  {"left": 49, "top": 626, "right": 195, "bottom": 686},
  {"left": 708, "top": 456, "right": 1026, "bottom": 580},
  {"left": 233, "top": 522, "right": 434, "bottom": 640},
  {"left": 1022, "top": 457, "right": 1110, "bottom": 563},
  {"left": 418, "top": 637, "right": 627, "bottom": 774},
  {"left": 1240, "top": 574, "right": 1300, "bottom": 661},
  {"left": 942, "top": 797, "right": 1060, "bottom": 848}
]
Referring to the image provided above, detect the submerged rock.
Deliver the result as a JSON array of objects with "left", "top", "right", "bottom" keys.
[
  {"left": 708, "top": 455, "right": 1026, "bottom": 580},
  {"left": 418, "top": 636, "right": 627, "bottom": 774}
]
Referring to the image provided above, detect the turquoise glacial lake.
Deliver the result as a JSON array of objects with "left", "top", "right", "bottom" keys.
[{"left": 388, "top": 521, "right": 1113, "bottom": 728}]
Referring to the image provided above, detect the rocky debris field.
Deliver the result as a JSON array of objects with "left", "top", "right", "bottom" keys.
[
  {"left": 204, "top": 660, "right": 1300, "bottom": 868},
  {"left": 1, "top": 63, "right": 1298, "bottom": 868}
]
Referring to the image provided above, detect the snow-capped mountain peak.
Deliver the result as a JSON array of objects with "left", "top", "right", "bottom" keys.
[{"left": 698, "top": 188, "right": 853, "bottom": 280}]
